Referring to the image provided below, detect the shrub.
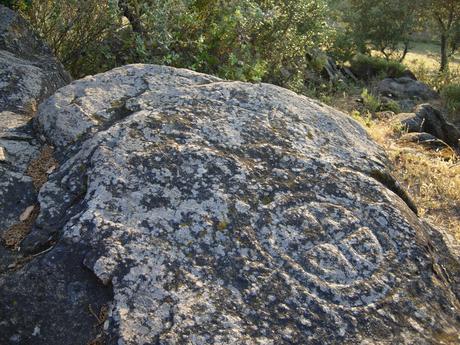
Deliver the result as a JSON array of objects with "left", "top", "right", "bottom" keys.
[
  {"left": 381, "top": 99, "right": 401, "bottom": 113},
  {"left": 350, "top": 54, "right": 406, "bottom": 80},
  {"left": 0, "top": 0, "right": 30, "bottom": 10},
  {"left": 329, "top": 29, "right": 358, "bottom": 64},
  {"left": 17, "top": 0, "right": 333, "bottom": 87},
  {"left": 441, "top": 83, "right": 460, "bottom": 115},
  {"left": 361, "top": 88, "right": 381, "bottom": 112},
  {"left": 0, "top": 0, "right": 14, "bottom": 8},
  {"left": 19, "top": 0, "right": 119, "bottom": 78},
  {"left": 342, "top": 0, "right": 418, "bottom": 62},
  {"left": 350, "top": 109, "right": 373, "bottom": 127}
]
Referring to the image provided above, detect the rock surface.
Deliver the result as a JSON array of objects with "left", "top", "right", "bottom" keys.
[
  {"left": 376, "top": 77, "right": 439, "bottom": 101},
  {"left": 415, "top": 104, "right": 460, "bottom": 147},
  {"left": 0, "top": 5, "right": 71, "bottom": 113},
  {"left": 394, "top": 104, "right": 460, "bottom": 147},
  {"left": 0, "top": 6, "right": 113, "bottom": 345},
  {"left": 1, "top": 9, "right": 459, "bottom": 342},
  {"left": 1, "top": 63, "right": 459, "bottom": 344},
  {"left": 400, "top": 69, "right": 417, "bottom": 81},
  {"left": 0, "top": 5, "right": 70, "bottom": 266}
]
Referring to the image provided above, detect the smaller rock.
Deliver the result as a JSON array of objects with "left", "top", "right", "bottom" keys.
[
  {"left": 342, "top": 66, "right": 358, "bottom": 82},
  {"left": 399, "top": 132, "right": 451, "bottom": 151},
  {"left": 398, "top": 99, "right": 417, "bottom": 112},
  {"left": 376, "top": 77, "right": 439, "bottom": 101},
  {"left": 46, "top": 165, "right": 56, "bottom": 175},
  {"left": 322, "top": 57, "right": 357, "bottom": 82},
  {"left": 393, "top": 112, "right": 424, "bottom": 132},
  {"left": 19, "top": 205, "right": 35, "bottom": 222},
  {"left": 393, "top": 104, "right": 460, "bottom": 147},
  {"left": 415, "top": 104, "right": 460, "bottom": 147}
]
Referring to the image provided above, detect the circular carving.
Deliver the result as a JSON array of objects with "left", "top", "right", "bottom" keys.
[{"left": 253, "top": 197, "right": 396, "bottom": 307}]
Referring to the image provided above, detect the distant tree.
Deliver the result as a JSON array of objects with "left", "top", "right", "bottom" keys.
[
  {"left": 451, "top": 24, "right": 460, "bottom": 55},
  {"left": 423, "top": 0, "right": 460, "bottom": 71},
  {"left": 343, "top": 0, "right": 419, "bottom": 61}
]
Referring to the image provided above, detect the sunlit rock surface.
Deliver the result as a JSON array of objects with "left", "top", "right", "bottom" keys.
[{"left": 19, "top": 64, "right": 459, "bottom": 344}]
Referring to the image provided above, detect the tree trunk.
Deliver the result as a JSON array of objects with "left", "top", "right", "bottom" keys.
[
  {"left": 440, "top": 33, "right": 449, "bottom": 72},
  {"left": 399, "top": 41, "right": 409, "bottom": 62}
]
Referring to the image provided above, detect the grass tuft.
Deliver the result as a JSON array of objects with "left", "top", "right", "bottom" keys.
[{"left": 441, "top": 83, "right": 460, "bottom": 121}]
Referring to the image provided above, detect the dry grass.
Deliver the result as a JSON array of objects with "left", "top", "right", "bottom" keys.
[
  {"left": 363, "top": 119, "right": 460, "bottom": 242},
  {"left": 341, "top": 42, "right": 460, "bottom": 241},
  {"left": 86, "top": 304, "right": 110, "bottom": 345},
  {"left": 2, "top": 205, "right": 40, "bottom": 248},
  {"left": 26, "top": 145, "right": 58, "bottom": 190},
  {"left": 1, "top": 145, "right": 57, "bottom": 249},
  {"left": 391, "top": 151, "right": 460, "bottom": 237}
]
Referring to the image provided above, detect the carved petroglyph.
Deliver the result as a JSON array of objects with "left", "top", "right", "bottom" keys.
[{"left": 253, "top": 199, "right": 394, "bottom": 308}]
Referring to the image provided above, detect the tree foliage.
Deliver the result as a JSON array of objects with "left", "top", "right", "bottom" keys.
[
  {"left": 21, "top": 0, "right": 119, "bottom": 75},
  {"left": 342, "top": 0, "right": 419, "bottom": 61},
  {"left": 13, "top": 0, "right": 331, "bottom": 91},
  {"left": 9, "top": 0, "right": 460, "bottom": 90}
]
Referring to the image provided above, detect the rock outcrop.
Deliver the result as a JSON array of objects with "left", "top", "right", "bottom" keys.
[
  {"left": 0, "top": 5, "right": 70, "bottom": 267},
  {"left": 376, "top": 77, "right": 439, "bottom": 101},
  {"left": 394, "top": 104, "right": 460, "bottom": 148},
  {"left": 1, "top": 63, "right": 459, "bottom": 344},
  {"left": 0, "top": 6, "right": 112, "bottom": 345},
  {"left": 0, "top": 5, "right": 71, "bottom": 113}
]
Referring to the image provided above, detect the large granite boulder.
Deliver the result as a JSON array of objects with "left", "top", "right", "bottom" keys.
[
  {"left": 1, "top": 64, "right": 459, "bottom": 344},
  {"left": 0, "top": 5, "right": 70, "bottom": 269}
]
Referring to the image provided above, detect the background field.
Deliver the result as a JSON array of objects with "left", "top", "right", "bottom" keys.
[{"left": 406, "top": 41, "right": 460, "bottom": 69}]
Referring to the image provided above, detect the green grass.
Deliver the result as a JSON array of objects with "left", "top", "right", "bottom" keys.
[
  {"left": 361, "top": 88, "right": 380, "bottom": 112},
  {"left": 403, "top": 41, "right": 460, "bottom": 88},
  {"left": 441, "top": 83, "right": 460, "bottom": 119}
]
